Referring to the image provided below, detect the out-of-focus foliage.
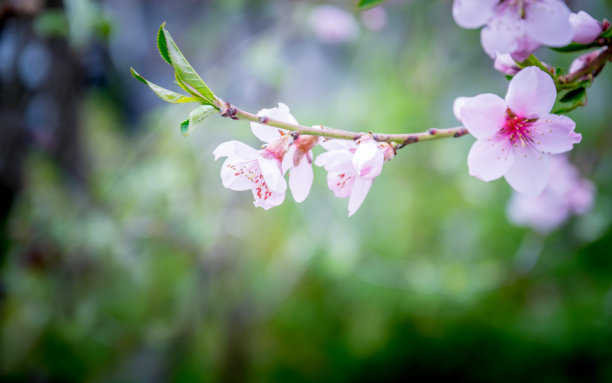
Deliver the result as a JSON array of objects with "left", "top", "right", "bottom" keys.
[{"left": 2, "top": 1, "right": 612, "bottom": 382}]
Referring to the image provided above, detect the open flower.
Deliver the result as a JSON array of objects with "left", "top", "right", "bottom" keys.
[
  {"left": 315, "top": 135, "right": 394, "bottom": 216},
  {"left": 213, "top": 140, "right": 287, "bottom": 210},
  {"left": 455, "top": 66, "right": 582, "bottom": 196},
  {"left": 452, "top": 0, "right": 573, "bottom": 61},
  {"left": 250, "top": 103, "right": 320, "bottom": 203},
  {"left": 507, "top": 154, "right": 595, "bottom": 233},
  {"left": 570, "top": 11, "right": 602, "bottom": 44}
]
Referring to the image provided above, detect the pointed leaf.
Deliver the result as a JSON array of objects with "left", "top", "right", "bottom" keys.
[
  {"left": 161, "top": 25, "right": 216, "bottom": 105},
  {"left": 181, "top": 105, "right": 216, "bottom": 136},
  {"left": 157, "top": 22, "right": 172, "bottom": 65},
  {"left": 131, "top": 67, "right": 199, "bottom": 103}
]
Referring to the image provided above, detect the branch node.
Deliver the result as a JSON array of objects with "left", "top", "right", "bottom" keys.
[
  {"left": 428, "top": 128, "right": 437, "bottom": 135},
  {"left": 220, "top": 102, "right": 239, "bottom": 120},
  {"left": 259, "top": 116, "right": 269, "bottom": 124}
]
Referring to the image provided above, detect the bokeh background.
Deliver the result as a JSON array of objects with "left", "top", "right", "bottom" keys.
[{"left": 2, "top": 0, "right": 612, "bottom": 381}]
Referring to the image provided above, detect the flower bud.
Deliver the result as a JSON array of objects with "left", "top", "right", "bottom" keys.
[
  {"left": 494, "top": 53, "right": 520, "bottom": 75},
  {"left": 570, "top": 11, "right": 602, "bottom": 44},
  {"left": 353, "top": 135, "right": 384, "bottom": 180},
  {"left": 261, "top": 134, "right": 292, "bottom": 161}
]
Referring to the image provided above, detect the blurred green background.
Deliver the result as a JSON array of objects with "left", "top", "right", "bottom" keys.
[{"left": 2, "top": 0, "right": 612, "bottom": 381}]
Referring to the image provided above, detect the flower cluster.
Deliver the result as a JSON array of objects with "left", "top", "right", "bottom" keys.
[
  {"left": 214, "top": 104, "right": 394, "bottom": 216},
  {"left": 452, "top": 0, "right": 603, "bottom": 61}
]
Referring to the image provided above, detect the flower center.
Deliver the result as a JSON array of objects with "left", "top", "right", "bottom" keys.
[{"left": 498, "top": 108, "right": 535, "bottom": 147}]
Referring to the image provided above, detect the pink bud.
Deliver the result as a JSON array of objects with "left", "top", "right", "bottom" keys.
[
  {"left": 353, "top": 135, "right": 384, "bottom": 180},
  {"left": 494, "top": 53, "right": 520, "bottom": 75},
  {"left": 570, "top": 11, "right": 602, "bottom": 44}
]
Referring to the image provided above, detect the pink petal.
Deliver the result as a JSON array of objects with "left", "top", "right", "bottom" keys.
[
  {"left": 213, "top": 140, "right": 259, "bottom": 161},
  {"left": 494, "top": 53, "right": 520, "bottom": 75},
  {"left": 352, "top": 140, "right": 384, "bottom": 180},
  {"left": 220, "top": 158, "right": 259, "bottom": 191},
  {"left": 505, "top": 66, "right": 556, "bottom": 117},
  {"left": 250, "top": 103, "right": 298, "bottom": 143},
  {"left": 289, "top": 156, "right": 313, "bottom": 203},
  {"left": 315, "top": 150, "right": 354, "bottom": 171},
  {"left": 258, "top": 157, "right": 287, "bottom": 193},
  {"left": 452, "top": 0, "right": 497, "bottom": 29},
  {"left": 531, "top": 114, "right": 581, "bottom": 154},
  {"left": 480, "top": 11, "right": 522, "bottom": 58},
  {"left": 281, "top": 146, "right": 296, "bottom": 174},
  {"left": 460, "top": 94, "right": 507, "bottom": 140},
  {"left": 252, "top": 187, "right": 285, "bottom": 210},
  {"left": 570, "top": 11, "right": 602, "bottom": 44},
  {"left": 320, "top": 138, "right": 355, "bottom": 151},
  {"left": 453, "top": 96, "right": 469, "bottom": 122},
  {"left": 524, "top": 0, "right": 573, "bottom": 46},
  {"left": 467, "top": 138, "right": 514, "bottom": 181},
  {"left": 348, "top": 177, "right": 373, "bottom": 217},
  {"left": 504, "top": 146, "right": 550, "bottom": 196},
  {"left": 327, "top": 166, "right": 357, "bottom": 199}
]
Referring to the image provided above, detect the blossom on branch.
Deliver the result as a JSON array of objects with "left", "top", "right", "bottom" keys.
[
  {"left": 507, "top": 154, "right": 595, "bottom": 233},
  {"left": 452, "top": 0, "right": 573, "bottom": 61},
  {"left": 455, "top": 66, "right": 582, "bottom": 196},
  {"left": 250, "top": 103, "right": 320, "bottom": 203},
  {"left": 315, "top": 135, "right": 394, "bottom": 216},
  {"left": 570, "top": 11, "right": 602, "bottom": 44},
  {"left": 213, "top": 140, "right": 287, "bottom": 210}
]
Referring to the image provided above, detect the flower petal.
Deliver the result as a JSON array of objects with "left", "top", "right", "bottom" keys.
[
  {"left": 348, "top": 177, "right": 373, "bottom": 217},
  {"left": 252, "top": 187, "right": 285, "bottom": 210},
  {"left": 460, "top": 94, "right": 507, "bottom": 140},
  {"left": 504, "top": 146, "right": 550, "bottom": 196},
  {"left": 531, "top": 114, "right": 581, "bottom": 154},
  {"left": 320, "top": 138, "right": 355, "bottom": 151},
  {"left": 480, "top": 11, "right": 522, "bottom": 58},
  {"left": 289, "top": 155, "right": 313, "bottom": 203},
  {"left": 524, "top": 0, "right": 573, "bottom": 47},
  {"left": 281, "top": 145, "right": 296, "bottom": 174},
  {"left": 258, "top": 157, "right": 287, "bottom": 193},
  {"left": 220, "top": 158, "right": 259, "bottom": 191},
  {"left": 352, "top": 140, "right": 384, "bottom": 179},
  {"left": 213, "top": 140, "right": 259, "bottom": 161},
  {"left": 452, "top": 0, "right": 497, "bottom": 29},
  {"left": 453, "top": 96, "right": 469, "bottom": 122},
  {"left": 570, "top": 11, "right": 602, "bottom": 44},
  {"left": 315, "top": 149, "right": 354, "bottom": 171},
  {"left": 467, "top": 138, "right": 514, "bottom": 181},
  {"left": 505, "top": 66, "right": 556, "bottom": 117},
  {"left": 250, "top": 102, "right": 298, "bottom": 143},
  {"left": 327, "top": 169, "right": 357, "bottom": 199}
]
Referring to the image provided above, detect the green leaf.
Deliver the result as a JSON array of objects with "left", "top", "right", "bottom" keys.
[
  {"left": 551, "top": 42, "right": 597, "bottom": 53},
  {"left": 357, "top": 0, "right": 386, "bottom": 9},
  {"left": 180, "top": 119, "right": 190, "bottom": 136},
  {"left": 130, "top": 67, "right": 199, "bottom": 103},
  {"left": 553, "top": 87, "right": 587, "bottom": 114},
  {"left": 160, "top": 24, "right": 217, "bottom": 105},
  {"left": 180, "top": 105, "right": 216, "bottom": 136},
  {"left": 157, "top": 22, "right": 172, "bottom": 65}
]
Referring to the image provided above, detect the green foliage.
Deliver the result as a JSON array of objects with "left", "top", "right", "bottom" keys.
[
  {"left": 158, "top": 24, "right": 217, "bottom": 106},
  {"left": 357, "top": 0, "right": 386, "bottom": 9},
  {"left": 554, "top": 86, "right": 588, "bottom": 114},
  {"left": 130, "top": 68, "right": 199, "bottom": 104},
  {"left": 180, "top": 105, "right": 216, "bottom": 136}
]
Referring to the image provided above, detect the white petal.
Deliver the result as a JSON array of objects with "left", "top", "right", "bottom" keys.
[
  {"left": 289, "top": 156, "right": 313, "bottom": 203},
  {"left": 480, "top": 11, "right": 523, "bottom": 58},
  {"left": 320, "top": 138, "right": 356, "bottom": 151},
  {"left": 505, "top": 66, "right": 556, "bottom": 117},
  {"left": 258, "top": 157, "right": 286, "bottom": 193},
  {"left": 314, "top": 150, "right": 354, "bottom": 171},
  {"left": 570, "top": 11, "right": 602, "bottom": 44},
  {"left": 352, "top": 140, "right": 384, "bottom": 180},
  {"left": 452, "top": 0, "right": 497, "bottom": 29},
  {"left": 504, "top": 146, "right": 550, "bottom": 196},
  {"left": 453, "top": 96, "right": 470, "bottom": 122},
  {"left": 348, "top": 177, "right": 373, "bottom": 217},
  {"left": 524, "top": 0, "right": 573, "bottom": 46},
  {"left": 213, "top": 140, "right": 259, "bottom": 161},
  {"left": 467, "top": 138, "right": 514, "bottom": 181},
  {"left": 219, "top": 158, "right": 258, "bottom": 191},
  {"left": 250, "top": 102, "right": 299, "bottom": 143},
  {"left": 460, "top": 94, "right": 507, "bottom": 140},
  {"left": 281, "top": 146, "right": 296, "bottom": 174},
  {"left": 252, "top": 187, "right": 285, "bottom": 210}
]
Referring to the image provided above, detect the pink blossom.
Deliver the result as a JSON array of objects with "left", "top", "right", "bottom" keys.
[
  {"left": 250, "top": 103, "right": 319, "bottom": 203},
  {"left": 455, "top": 66, "right": 582, "bottom": 196},
  {"left": 494, "top": 53, "right": 521, "bottom": 75},
  {"left": 453, "top": 0, "right": 573, "bottom": 61},
  {"left": 308, "top": 5, "right": 359, "bottom": 44},
  {"left": 213, "top": 140, "right": 287, "bottom": 209},
  {"left": 315, "top": 135, "right": 394, "bottom": 216},
  {"left": 570, "top": 11, "right": 602, "bottom": 44},
  {"left": 569, "top": 47, "right": 605, "bottom": 75},
  {"left": 507, "top": 154, "right": 595, "bottom": 233}
]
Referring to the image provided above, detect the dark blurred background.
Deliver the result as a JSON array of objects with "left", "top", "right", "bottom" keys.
[{"left": 1, "top": 0, "right": 612, "bottom": 381}]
